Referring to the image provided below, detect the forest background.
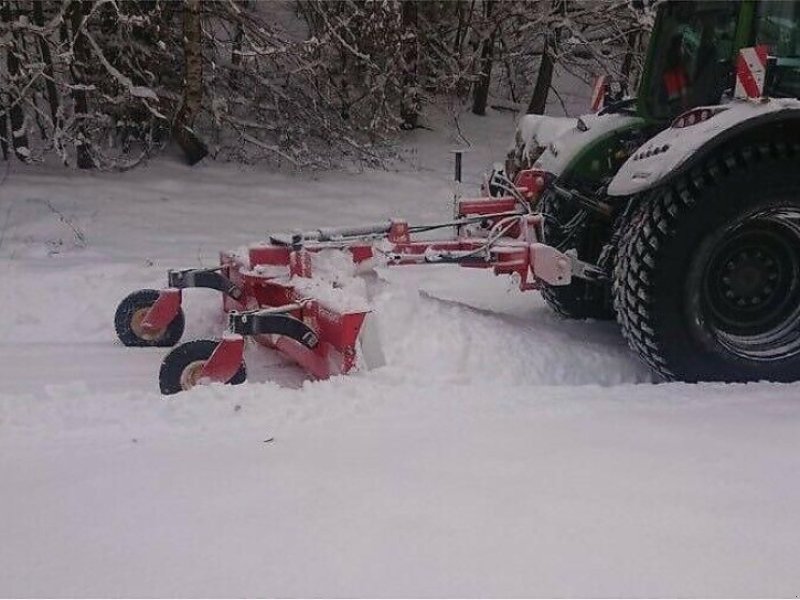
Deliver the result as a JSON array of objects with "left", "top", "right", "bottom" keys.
[{"left": 0, "top": 0, "right": 651, "bottom": 170}]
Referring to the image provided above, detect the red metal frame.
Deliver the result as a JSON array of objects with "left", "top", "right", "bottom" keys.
[
  {"left": 144, "top": 170, "right": 575, "bottom": 387},
  {"left": 141, "top": 288, "right": 182, "bottom": 333},
  {"left": 199, "top": 335, "right": 245, "bottom": 383}
]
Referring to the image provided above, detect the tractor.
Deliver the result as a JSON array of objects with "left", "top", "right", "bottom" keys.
[
  {"left": 115, "top": 0, "right": 800, "bottom": 393},
  {"left": 495, "top": 0, "right": 800, "bottom": 382}
]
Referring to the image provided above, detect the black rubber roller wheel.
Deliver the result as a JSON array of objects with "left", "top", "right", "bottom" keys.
[
  {"left": 614, "top": 141, "right": 800, "bottom": 382},
  {"left": 159, "top": 339, "right": 247, "bottom": 395},
  {"left": 114, "top": 289, "right": 185, "bottom": 347},
  {"left": 540, "top": 192, "right": 615, "bottom": 320}
]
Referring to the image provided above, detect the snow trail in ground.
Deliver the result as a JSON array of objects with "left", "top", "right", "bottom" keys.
[{"left": 1, "top": 107, "right": 799, "bottom": 597}]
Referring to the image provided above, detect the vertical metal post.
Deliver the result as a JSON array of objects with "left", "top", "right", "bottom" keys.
[{"left": 451, "top": 149, "right": 465, "bottom": 221}]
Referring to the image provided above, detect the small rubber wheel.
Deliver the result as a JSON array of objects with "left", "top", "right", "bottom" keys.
[
  {"left": 159, "top": 339, "right": 247, "bottom": 395},
  {"left": 114, "top": 289, "right": 185, "bottom": 347}
]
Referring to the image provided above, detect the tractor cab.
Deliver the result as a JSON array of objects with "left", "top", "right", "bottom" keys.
[
  {"left": 508, "top": 0, "right": 800, "bottom": 183},
  {"left": 640, "top": 0, "right": 800, "bottom": 120},
  {"left": 639, "top": 1, "right": 740, "bottom": 120}
]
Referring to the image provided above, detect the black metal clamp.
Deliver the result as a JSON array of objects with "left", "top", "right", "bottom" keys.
[
  {"left": 168, "top": 268, "right": 243, "bottom": 300},
  {"left": 228, "top": 306, "right": 319, "bottom": 349}
]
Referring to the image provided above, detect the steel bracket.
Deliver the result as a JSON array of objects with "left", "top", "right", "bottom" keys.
[
  {"left": 228, "top": 311, "right": 319, "bottom": 348},
  {"left": 168, "top": 268, "right": 243, "bottom": 300}
]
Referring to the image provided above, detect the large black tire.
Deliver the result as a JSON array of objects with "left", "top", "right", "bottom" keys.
[
  {"left": 114, "top": 289, "right": 185, "bottom": 347},
  {"left": 614, "top": 141, "right": 800, "bottom": 382},
  {"left": 159, "top": 339, "right": 247, "bottom": 395},
  {"left": 540, "top": 193, "right": 615, "bottom": 320}
]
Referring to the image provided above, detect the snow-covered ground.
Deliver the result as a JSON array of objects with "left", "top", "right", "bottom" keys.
[{"left": 1, "top": 106, "right": 799, "bottom": 597}]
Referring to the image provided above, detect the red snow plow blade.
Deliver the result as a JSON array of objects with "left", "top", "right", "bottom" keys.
[{"left": 115, "top": 167, "right": 601, "bottom": 394}]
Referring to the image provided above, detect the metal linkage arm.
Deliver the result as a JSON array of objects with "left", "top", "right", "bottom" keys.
[
  {"left": 168, "top": 268, "right": 243, "bottom": 300},
  {"left": 228, "top": 308, "right": 319, "bottom": 349},
  {"left": 566, "top": 250, "right": 608, "bottom": 282},
  {"left": 269, "top": 221, "right": 394, "bottom": 246},
  {"left": 550, "top": 183, "right": 613, "bottom": 218}
]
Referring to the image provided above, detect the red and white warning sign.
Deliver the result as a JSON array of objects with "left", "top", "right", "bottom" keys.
[
  {"left": 590, "top": 75, "right": 608, "bottom": 112},
  {"left": 735, "top": 45, "right": 768, "bottom": 99}
]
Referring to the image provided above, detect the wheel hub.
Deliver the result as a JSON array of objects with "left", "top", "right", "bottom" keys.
[
  {"left": 130, "top": 308, "right": 167, "bottom": 342},
  {"left": 702, "top": 208, "right": 800, "bottom": 361},
  {"left": 180, "top": 360, "right": 207, "bottom": 391},
  {"left": 717, "top": 248, "right": 782, "bottom": 312}
]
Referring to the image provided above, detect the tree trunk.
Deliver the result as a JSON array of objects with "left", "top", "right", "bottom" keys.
[
  {"left": 471, "top": 0, "right": 495, "bottom": 116},
  {"left": 0, "top": 10, "right": 8, "bottom": 160},
  {"left": 400, "top": 0, "right": 419, "bottom": 130},
  {"left": 498, "top": 28, "right": 517, "bottom": 104},
  {"left": 453, "top": 0, "right": 465, "bottom": 56},
  {"left": 230, "top": 0, "right": 249, "bottom": 92},
  {"left": 68, "top": 0, "right": 94, "bottom": 169},
  {"left": 174, "top": 0, "right": 208, "bottom": 165},
  {"left": 1, "top": 0, "right": 30, "bottom": 162},
  {"left": 527, "top": 37, "right": 554, "bottom": 115},
  {"left": 32, "top": 1, "right": 60, "bottom": 129},
  {"left": 620, "top": 29, "right": 641, "bottom": 95},
  {"left": 0, "top": 97, "right": 8, "bottom": 161}
]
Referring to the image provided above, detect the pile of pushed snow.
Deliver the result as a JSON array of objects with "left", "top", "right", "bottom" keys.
[
  {"left": 372, "top": 266, "right": 651, "bottom": 387},
  {"left": 294, "top": 249, "right": 371, "bottom": 313}
]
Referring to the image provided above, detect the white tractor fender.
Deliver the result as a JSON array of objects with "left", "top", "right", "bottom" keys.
[
  {"left": 509, "top": 114, "right": 577, "bottom": 171},
  {"left": 511, "top": 111, "right": 641, "bottom": 178},
  {"left": 607, "top": 98, "right": 800, "bottom": 197},
  {"left": 533, "top": 112, "right": 641, "bottom": 176}
]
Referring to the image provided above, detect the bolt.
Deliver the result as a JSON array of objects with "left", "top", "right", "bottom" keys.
[{"left": 725, "top": 290, "right": 735, "bottom": 299}]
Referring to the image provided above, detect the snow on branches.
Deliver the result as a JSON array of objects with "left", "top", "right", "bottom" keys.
[{"left": 0, "top": 0, "right": 650, "bottom": 170}]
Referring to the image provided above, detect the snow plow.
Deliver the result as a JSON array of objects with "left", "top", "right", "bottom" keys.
[
  {"left": 114, "top": 165, "right": 598, "bottom": 394},
  {"left": 117, "top": 0, "right": 800, "bottom": 392}
]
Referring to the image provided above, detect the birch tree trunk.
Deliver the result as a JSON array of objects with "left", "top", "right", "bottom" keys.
[{"left": 174, "top": 0, "right": 208, "bottom": 165}]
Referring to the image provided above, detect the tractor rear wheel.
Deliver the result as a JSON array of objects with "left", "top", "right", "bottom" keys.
[
  {"left": 540, "top": 193, "right": 614, "bottom": 320},
  {"left": 613, "top": 142, "right": 800, "bottom": 382}
]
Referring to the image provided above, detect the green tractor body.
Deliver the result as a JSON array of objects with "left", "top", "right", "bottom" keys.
[
  {"left": 512, "top": 0, "right": 800, "bottom": 188},
  {"left": 508, "top": 0, "right": 800, "bottom": 382}
]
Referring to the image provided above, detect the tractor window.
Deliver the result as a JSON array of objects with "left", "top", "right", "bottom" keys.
[
  {"left": 647, "top": 1, "right": 738, "bottom": 120},
  {"left": 756, "top": 1, "right": 800, "bottom": 56},
  {"left": 755, "top": 0, "right": 800, "bottom": 97}
]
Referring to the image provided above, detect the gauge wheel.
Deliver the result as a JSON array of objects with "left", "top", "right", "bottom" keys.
[
  {"left": 115, "top": 289, "right": 185, "bottom": 347},
  {"left": 159, "top": 339, "right": 247, "bottom": 395}
]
